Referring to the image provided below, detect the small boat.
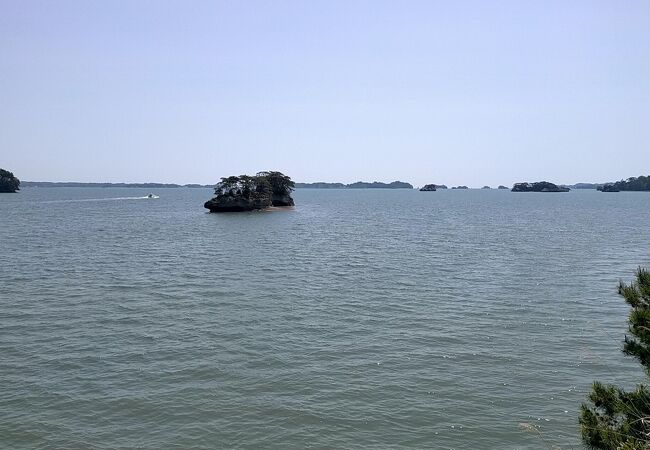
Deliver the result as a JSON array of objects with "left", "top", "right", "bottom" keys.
[{"left": 146, "top": 193, "right": 159, "bottom": 199}]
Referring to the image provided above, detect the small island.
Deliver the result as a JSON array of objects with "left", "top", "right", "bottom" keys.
[
  {"left": 482, "top": 186, "right": 491, "bottom": 189},
  {"left": 419, "top": 184, "right": 437, "bottom": 191},
  {"left": 597, "top": 175, "right": 650, "bottom": 192},
  {"left": 293, "top": 182, "right": 346, "bottom": 189},
  {"left": 347, "top": 181, "right": 414, "bottom": 189},
  {"left": 204, "top": 171, "right": 295, "bottom": 212},
  {"left": 0, "top": 168, "right": 20, "bottom": 193},
  {"left": 451, "top": 185, "right": 469, "bottom": 190},
  {"left": 497, "top": 185, "right": 509, "bottom": 189},
  {"left": 570, "top": 183, "right": 601, "bottom": 189},
  {"left": 511, "top": 181, "right": 570, "bottom": 192}
]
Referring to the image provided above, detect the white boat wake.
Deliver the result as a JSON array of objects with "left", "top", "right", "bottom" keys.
[{"left": 39, "top": 196, "right": 159, "bottom": 204}]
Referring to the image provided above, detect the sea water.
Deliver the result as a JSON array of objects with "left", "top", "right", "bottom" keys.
[{"left": 1, "top": 187, "right": 649, "bottom": 449}]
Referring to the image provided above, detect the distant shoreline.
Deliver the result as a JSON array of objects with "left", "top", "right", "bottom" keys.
[
  {"left": 295, "top": 181, "right": 413, "bottom": 189},
  {"left": 21, "top": 182, "right": 213, "bottom": 188},
  {"left": 21, "top": 180, "right": 415, "bottom": 189},
  {"left": 19, "top": 181, "right": 616, "bottom": 190}
]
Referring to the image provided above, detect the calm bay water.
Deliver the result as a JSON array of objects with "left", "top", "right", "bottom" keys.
[{"left": 1, "top": 187, "right": 650, "bottom": 449}]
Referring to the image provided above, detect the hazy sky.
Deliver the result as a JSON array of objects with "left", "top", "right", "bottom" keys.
[{"left": 1, "top": 1, "right": 649, "bottom": 186}]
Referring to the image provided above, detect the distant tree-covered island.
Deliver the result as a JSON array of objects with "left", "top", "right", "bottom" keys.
[
  {"left": 511, "top": 181, "right": 570, "bottom": 192},
  {"left": 451, "top": 185, "right": 469, "bottom": 190},
  {"left": 293, "top": 182, "right": 347, "bottom": 189},
  {"left": 348, "top": 181, "right": 413, "bottom": 189},
  {"left": 497, "top": 185, "right": 509, "bottom": 189},
  {"left": 0, "top": 169, "right": 20, "bottom": 193},
  {"left": 570, "top": 183, "right": 602, "bottom": 189},
  {"left": 294, "top": 181, "right": 413, "bottom": 189},
  {"left": 419, "top": 184, "right": 437, "bottom": 191},
  {"left": 204, "top": 171, "right": 295, "bottom": 212},
  {"left": 598, "top": 175, "right": 650, "bottom": 192}
]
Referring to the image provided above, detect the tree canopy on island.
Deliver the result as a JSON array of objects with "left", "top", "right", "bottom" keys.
[
  {"left": 215, "top": 174, "right": 269, "bottom": 199},
  {"left": 598, "top": 176, "right": 650, "bottom": 192},
  {"left": 214, "top": 171, "right": 294, "bottom": 199},
  {"left": 580, "top": 267, "right": 650, "bottom": 449},
  {"left": 255, "top": 171, "right": 295, "bottom": 196},
  {"left": 511, "top": 181, "right": 569, "bottom": 192},
  {"left": 0, "top": 168, "right": 20, "bottom": 193}
]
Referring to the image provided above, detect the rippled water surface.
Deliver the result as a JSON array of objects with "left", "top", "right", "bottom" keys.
[{"left": 2, "top": 187, "right": 650, "bottom": 449}]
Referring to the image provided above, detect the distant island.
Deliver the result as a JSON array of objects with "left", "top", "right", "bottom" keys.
[
  {"left": 482, "top": 186, "right": 491, "bottom": 189},
  {"left": 512, "top": 181, "right": 570, "bottom": 192},
  {"left": 451, "top": 186, "right": 469, "bottom": 190},
  {"left": 597, "top": 175, "right": 650, "bottom": 192},
  {"left": 497, "top": 185, "right": 508, "bottom": 189},
  {"left": 295, "top": 181, "right": 413, "bottom": 189},
  {"left": 0, "top": 169, "right": 20, "bottom": 193},
  {"left": 419, "top": 184, "right": 437, "bottom": 191},
  {"left": 293, "top": 182, "right": 346, "bottom": 189},
  {"left": 204, "top": 171, "right": 295, "bottom": 212},
  {"left": 568, "top": 183, "right": 602, "bottom": 189}
]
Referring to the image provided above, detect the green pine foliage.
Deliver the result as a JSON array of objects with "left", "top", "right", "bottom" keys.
[
  {"left": 213, "top": 171, "right": 294, "bottom": 201},
  {"left": 580, "top": 268, "right": 650, "bottom": 449}
]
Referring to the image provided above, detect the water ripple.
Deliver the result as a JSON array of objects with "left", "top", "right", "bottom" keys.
[{"left": 1, "top": 188, "right": 649, "bottom": 449}]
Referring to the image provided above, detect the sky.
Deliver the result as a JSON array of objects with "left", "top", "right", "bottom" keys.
[{"left": 1, "top": 0, "right": 649, "bottom": 187}]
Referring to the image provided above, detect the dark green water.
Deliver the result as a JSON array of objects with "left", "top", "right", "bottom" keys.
[{"left": 1, "top": 187, "right": 649, "bottom": 449}]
